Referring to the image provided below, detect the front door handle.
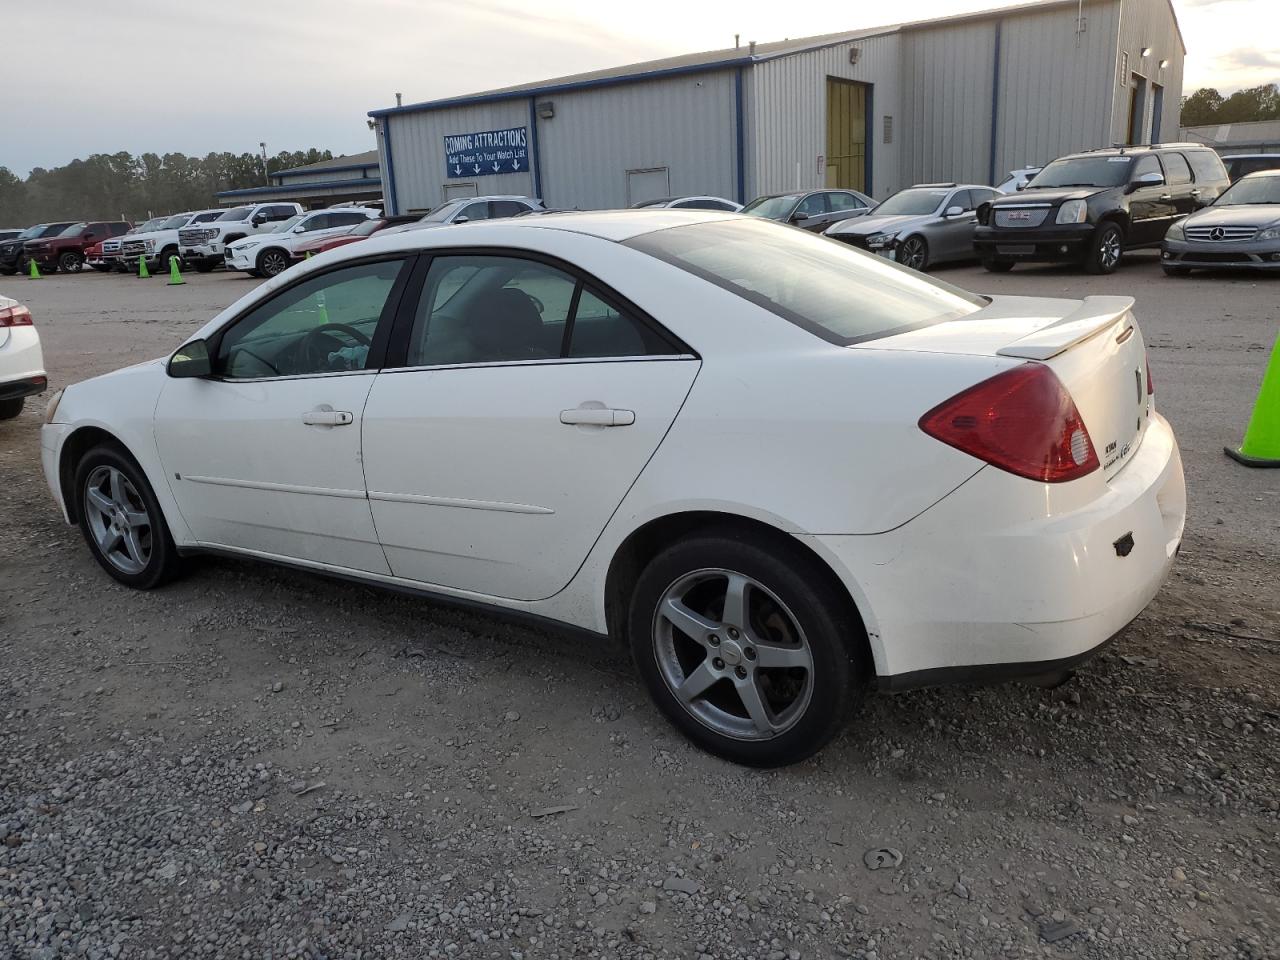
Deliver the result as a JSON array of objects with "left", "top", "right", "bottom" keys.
[
  {"left": 1159, "top": 193, "right": 1172, "bottom": 201},
  {"left": 560, "top": 407, "right": 635, "bottom": 427},
  {"left": 302, "top": 409, "right": 354, "bottom": 427}
]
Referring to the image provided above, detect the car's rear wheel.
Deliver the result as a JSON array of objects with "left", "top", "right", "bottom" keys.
[
  {"left": 58, "top": 251, "right": 83, "bottom": 273},
  {"left": 982, "top": 258, "right": 1015, "bottom": 273},
  {"left": 1162, "top": 265, "right": 1191, "bottom": 277},
  {"left": 1084, "top": 222, "right": 1123, "bottom": 275},
  {"left": 628, "top": 530, "right": 862, "bottom": 767},
  {"left": 0, "top": 397, "right": 23, "bottom": 420},
  {"left": 257, "top": 248, "right": 289, "bottom": 278},
  {"left": 898, "top": 235, "right": 930, "bottom": 271},
  {"left": 75, "top": 446, "right": 182, "bottom": 589}
]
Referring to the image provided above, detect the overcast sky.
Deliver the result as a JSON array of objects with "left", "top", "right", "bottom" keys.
[{"left": 7, "top": 0, "right": 1276, "bottom": 176}]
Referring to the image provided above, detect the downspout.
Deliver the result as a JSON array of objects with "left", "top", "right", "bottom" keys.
[
  {"left": 988, "top": 19, "right": 1003, "bottom": 187},
  {"left": 528, "top": 97, "right": 545, "bottom": 202},
  {"left": 734, "top": 67, "right": 747, "bottom": 204},
  {"left": 381, "top": 118, "right": 399, "bottom": 216}
]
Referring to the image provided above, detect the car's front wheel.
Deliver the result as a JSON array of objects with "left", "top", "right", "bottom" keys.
[
  {"left": 628, "top": 530, "right": 862, "bottom": 767},
  {"left": 257, "top": 248, "right": 290, "bottom": 278},
  {"left": 897, "top": 235, "right": 930, "bottom": 271},
  {"left": 58, "top": 251, "right": 83, "bottom": 273},
  {"left": 1083, "top": 222, "right": 1124, "bottom": 275},
  {"left": 74, "top": 445, "right": 182, "bottom": 589}
]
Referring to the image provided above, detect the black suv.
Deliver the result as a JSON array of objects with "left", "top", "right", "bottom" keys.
[
  {"left": 974, "top": 144, "right": 1230, "bottom": 274},
  {"left": 0, "top": 222, "right": 76, "bottom": 275}
]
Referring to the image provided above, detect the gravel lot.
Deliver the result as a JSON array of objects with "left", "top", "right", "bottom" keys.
[{"left": 2, "top": 254, "right": 1277, "bottom": 960}]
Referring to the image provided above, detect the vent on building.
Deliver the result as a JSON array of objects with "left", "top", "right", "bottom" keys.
[
  {"left": 1120, "top": 52, "right": 1129, "bottom": 85},
  {"left": 883, "top": 115, "right": 894, "bottom": 144}
]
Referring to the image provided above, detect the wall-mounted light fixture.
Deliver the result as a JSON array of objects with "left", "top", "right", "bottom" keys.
[
  {"left": 1140, "top": 46, "right": 1152, "bottom": 57},
  {"left": 1159, "top": 59, "right": 1169, "bottom": 69},
  {"left": 536, "top": 101, "right": 555, "bottom": 120}
]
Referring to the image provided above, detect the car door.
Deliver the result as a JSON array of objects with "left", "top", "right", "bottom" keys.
[
  {"left": 789, "top": 193, "right": 829, "bottom": 231},
  {"left": 1126, "top": 154, "right": 1174, "bottom": 246},
  {"left": 361, "top": 252, "right": 700, "bottom": 601},
  {"left": 154, "top": 256, "right": 411, "bottom": 572},
  {"left": 927, "top": 190, "right": 976, "bottom": 261}
]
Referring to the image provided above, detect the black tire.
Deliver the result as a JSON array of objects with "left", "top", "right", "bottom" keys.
[
  {"left": 193, "top": 260, "right": 215, "bottom": 273},
  {"left": 0, "top": 397, "right": 23, "bottom": 420},
  {"left": 58, "top": 251, "right": 83, "bottom": 273},
  {"left": 0, "top": 268, "right": 16, "bottom": 276},
  {"left": 982, "top": 258, "right": 1015, "bottom": 273},
  {"left": 1162, "top": 265, "right": 1191, "bottom": 277},
  {"left": 256, "top": 248, "right": 290, "bottom": 278},
  {"left": 157, "top": 246, "right": 180, "bottom": 272},
  {"left": 897, "top": 235, "right": 930, "bottom": 272},
  {"left": 627, "top": 529, "right": 863, "bottom": 767},
  {"left": 1083, "top": 222, "right": 1124, "bottom": 275},
  {"left": 73, "top": 445, "right": 182, "bottom": 589}
]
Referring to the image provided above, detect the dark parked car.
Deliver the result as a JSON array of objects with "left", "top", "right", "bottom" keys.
[
  {"left": 825, "top": 183, "right": 999, "bottom": 271},
  {"left": 1221, "top": 154, "right": 1280, "bottom": 182},
  {"left": 0, "top": 222, "right": 76, "bottom": 275},
  {"left": 974, "top": 144, "right": 1230, "bottom": 274},
  {"left": 23, "top": 220, "right": 132, "bottom": 274},
  {"left": 1161, "top": 169, "right": 1280, "bottom": 275},
  {"left": 742, "top": 189, "right": 875, "bottom": 232}
]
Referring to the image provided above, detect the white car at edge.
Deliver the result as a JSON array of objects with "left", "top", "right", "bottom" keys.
[
  {"left": 39, "top": 210, "right": 1186, "bottom": 766},
  {"left": 0, "top": 293, "right": 45, "bottom": 420},
  {"left": 225, "top": 207, "right": 381, "bottom": 278}
]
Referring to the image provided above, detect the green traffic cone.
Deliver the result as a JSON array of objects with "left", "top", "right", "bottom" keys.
[
  {"left": 167, "top": 255, "right": 185, "bottom": 286},
  {"left": 305, "top": 250, "right": 313, "bottom": 260},
  {"left": 1225, "top": 332, "right": 1280, "bottom": 468},
  {"left": 27, "top": 259, "right": 41, "bottom": 279},
  {"left": 137, "top": 255, "right": 150, "bottom": 279}
]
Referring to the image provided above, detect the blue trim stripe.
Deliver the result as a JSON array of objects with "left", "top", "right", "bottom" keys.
[
  {"left": 988, "top": 20, "right": 1003, "bottom": 187},
  {"left": 215, "top": 177, "right": 383, "bottom": 198},
  {"left": 865, "top": 84, "right": 874, "bottom": 195},
  {"left": 382, "top": 118, "right": 399, "bottom": 216},
  {"left": 734, "top": 68, "right": 746, "bottom": 204},
  {"left": 528, "top": 97, "right": 544, "bottom": 202}
]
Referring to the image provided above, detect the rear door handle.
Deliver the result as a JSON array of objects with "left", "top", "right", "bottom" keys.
[
  {"left": 302, "top": 409, "right": 354, "bottom": 427},
  {"left": 560, "top": 407, "right": 635, "bottom": 427},
  {"left": 1159, "top": 193, "right": 1172, "bottom": 201},
  {"left": 1190, "top": 188, "right": 1202, "bottom": 196}
]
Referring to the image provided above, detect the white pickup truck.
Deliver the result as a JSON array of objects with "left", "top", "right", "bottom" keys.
[
  {"left": 178, "top": 202, "right": 303, "bottom": 272},
  {"left": 119, "top": 209, "right": 224, "bottom": 273}
]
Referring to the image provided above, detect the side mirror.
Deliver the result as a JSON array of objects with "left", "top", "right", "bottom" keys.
[
  {"left": 791, "top": 212, "right": 811, "bottom": 223},
  {"left": 251, "top": 214, "right": 266, "bottom": 225},
  {"left": 1015, "top": 181, "right": 1027, "bottom": 191},
  {"left": 944, "top": 205, "right": 966, "bottom": 218},
  {"left": 453, "top": 215, "right": 469, "bottom": 224},
  {"left": 1127, "top": 171, "right": 1165, "bottom": 193},
  {"left": 168, "top": 339, "right": 212, "bottom": 379}
]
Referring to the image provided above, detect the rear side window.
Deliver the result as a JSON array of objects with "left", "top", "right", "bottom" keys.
[
  {"left": 1162, "top": 153, "right": 1192, "bottom": 185},
  {"left": 828, "top": 192, "right": 866, "bottom": 211},
  {"left": 1225, "top": 156, "right": 1280, "bottom": 179},
  {"left": 1189, "top": 151, "right": 1229, "bottom": 183},
  {"left": 489, "top": 200, "right": 528, "bottom": 218},
  {"left": 625, "top": 218, "right": 984, "bottom": 346}
]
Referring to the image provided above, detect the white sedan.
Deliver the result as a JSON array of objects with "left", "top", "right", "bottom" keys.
[
  {"left": 0, "top": 293, "right": 45, "bottom": 420},
  {"left": 40, "top": 211, "right": 1186, "bottom": 766}
]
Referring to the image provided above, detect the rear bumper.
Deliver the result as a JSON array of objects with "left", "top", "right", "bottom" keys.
[
  {"left": 974, "top": 223, "right": 1094, "bottom": 261},
  {"left": 804, "top": 413, "right": 1185, "bottom": 687},
  {"left": 0, "top": 374, "right": 47, "bottom": 402},
  {"left": 1162, "top": 238, "right": 1280, "bottom": 270}
]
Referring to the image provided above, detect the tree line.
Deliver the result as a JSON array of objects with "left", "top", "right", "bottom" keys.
[
  {"left": 0, "top": 149, "right": 337, "bottom": 226},
  {"left": 1180, "top": 84, "right": 1280, "bottom": 127}
]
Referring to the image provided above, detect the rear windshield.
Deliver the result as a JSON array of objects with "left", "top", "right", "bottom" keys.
[
  {"left": 217, "top": 206, "right": 253, "bottom": 221},
  {"left": 624, "top": 218, "right": 984, "bottom": 346},
  {"left": 1028, "top": 156, "right": 1133, "bottom": 188}
]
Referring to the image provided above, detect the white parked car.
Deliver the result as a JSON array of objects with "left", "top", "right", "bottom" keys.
[
  {"left": 179, "top": 202, "right": 304, "bottom": 273},
  {"left": 995, "top": 166, "right": 1044, "bottom": 193},
  {"left": 0, "top": 294, "right": 45, "bottom": 420},
  {"left": 40, "top": 210, "right": 1186, "bottom": 766},
  {"left": 120, "top": 209, "right": 224, "bottom": 273},
  {"left": 391, "top": 195, "right": 545, "bottom": 234},
  {"left": 224, "top": 208, "right": 381, "bottom": 278},
  {"left": 632, "top": 196, "right": 743, "bottom": 212}
]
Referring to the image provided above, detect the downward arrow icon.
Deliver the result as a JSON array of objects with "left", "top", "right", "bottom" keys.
[
  {"left": 454, "top": 164, "right": 461, "bottom": 175},
  {"left": 492, "top": 161, "right": 500, "bottom": 172},
  {"left": 473, "top": 164, "right": 481, "bottom": 174},
  {"left": 512, "top": 158, "right": 520, "bottom": 170}
]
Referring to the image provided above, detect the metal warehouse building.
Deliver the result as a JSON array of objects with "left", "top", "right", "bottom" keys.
[
  {"left": 370, "top": 0, "right": 1184, "bottom": 214},
  {"left": 215, "top": 150, "right": 382, "bottom": 209}
]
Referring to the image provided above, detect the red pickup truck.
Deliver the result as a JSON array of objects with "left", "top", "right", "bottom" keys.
[{"left": 22, "top": 220, "right": 132, "bottom": 273}]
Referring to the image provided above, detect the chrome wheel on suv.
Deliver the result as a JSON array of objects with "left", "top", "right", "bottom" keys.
[{"left": 1085, "top": 223, "right": 1124, "bottom": 275}]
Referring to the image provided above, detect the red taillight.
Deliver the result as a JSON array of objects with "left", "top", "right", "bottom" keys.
[
  {"left": 919, "top": 364, "right": 1100, "bottom": 483},
  {"left": 1146, "top": 356, "right": 1154, "bottom": 396},
  {"left": 0, "top": 304, "right": 32, "bottom": 327}
]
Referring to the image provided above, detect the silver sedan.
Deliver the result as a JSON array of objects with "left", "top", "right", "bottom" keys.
[{"left": 824, "top": 183, "right": 999, "bottom": 271}]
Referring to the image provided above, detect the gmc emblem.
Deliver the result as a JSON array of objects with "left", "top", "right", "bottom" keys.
[{"left": 1007, "top": 211, "right": 1031, "bottom": 221}]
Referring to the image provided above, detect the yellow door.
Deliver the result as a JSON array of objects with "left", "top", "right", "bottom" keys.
[{"left": 826, "top": 78, "right": 867, "bottom": 191}]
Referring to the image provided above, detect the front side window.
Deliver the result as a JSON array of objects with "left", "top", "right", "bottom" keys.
[
  {"left": 298, "top": 214, "right": 331, "bottom": 232},
  {"left": 58, "top": 222, "right": 88, "bottom": 237},
  {"left": 216, "top": 259, "right": 405, "bottom": 379},
  {"left": 217, "top": 206, "right": 253, "bottom": 222},
  {"left": 794, "top": 194, "right": 828, "bottom": 217},
  {"left": 405, "top": 255, "right": 677, "bottom": 367},
  {"left": 968, "top": 187, "right": 998, "bottom": 208},
  {"left": 1132, "top": 155, "right": 1162, "bottom": 181},
  {"left": 625, "top": 218, "right": 985, "bottom": 346},
  {"left": 458, "top": 202, "right": 491, "bottom": 222}
]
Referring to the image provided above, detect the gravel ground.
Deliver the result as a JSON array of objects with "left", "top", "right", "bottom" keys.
[{"left": 1, "top": 256, "right": 1277, "bottom": 960}]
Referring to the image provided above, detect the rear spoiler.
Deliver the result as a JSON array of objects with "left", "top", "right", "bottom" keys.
[{"left": 996, "top": 296, "right": 1135, "bottom": 361}]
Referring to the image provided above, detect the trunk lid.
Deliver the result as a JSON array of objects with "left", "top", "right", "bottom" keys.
[{"left": 862, "top": 295, "right": 1152, "bottom": 480}]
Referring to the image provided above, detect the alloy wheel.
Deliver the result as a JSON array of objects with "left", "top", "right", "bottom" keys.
[
  {"left": 899, "top": 237, "right": 927, "bottom": 270},
  {"left": 261, "top": 251, "right": 288, "bottom": 277},
  {"left": 83, "top": 465, "right": 152, "bottom": 575},
  {"left": 652, "top": 568, "right": 815, "bottom": 741},
  {"left": 1099, "top": 230, "right": 1121, "bottom": 270}
]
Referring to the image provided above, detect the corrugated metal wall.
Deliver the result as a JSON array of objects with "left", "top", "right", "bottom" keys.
[
  {"left": 384, "top": 100, "right": 535, "bottom": 213},
  {"left": 276, "top": 167, "right": 378, "bottom": 187},
  {"left": 747, "top": 34, "right": 902, "bottom": 200},
  {"left": 899, "top": 22, "right": 997, "bottom": 187},
  {"left": 537, "top": 71, "right": 739, "bottom": 210},
  {"left": 1112, "top": 0, "right": 1185, "bottom": 145},
  {"left": 995, "top": 2, "right": 1122, "bottom": 176}
]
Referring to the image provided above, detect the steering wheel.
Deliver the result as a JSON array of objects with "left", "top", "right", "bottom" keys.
[{"left": 299, "top": 322, "right": 372, "bottom": 371}]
